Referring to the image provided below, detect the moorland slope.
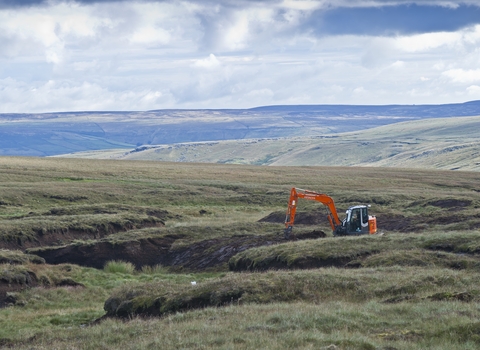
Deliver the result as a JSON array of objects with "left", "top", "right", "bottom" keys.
[{"left": 63, "top": 115, "right": 480, "bottom": 171}]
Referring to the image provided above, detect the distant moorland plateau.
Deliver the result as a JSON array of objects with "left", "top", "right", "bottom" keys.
[{"left": 2, "top": 100, "right": 480, "bottom": 170}]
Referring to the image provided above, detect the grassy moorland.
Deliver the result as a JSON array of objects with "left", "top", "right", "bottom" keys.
[
  {"left": 66, "top": 116, "right": 480, "bottom": 171},
  {"left": 0, "top": 156, "right": 480, "bottom": 349}
]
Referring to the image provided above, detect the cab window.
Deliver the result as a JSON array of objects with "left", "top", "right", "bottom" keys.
[
  {"left": 362, "top": 207, "right": 368, "bottom": 225},
  {"left": 350, "top": 208, "right": 361, "bottom": 232}
]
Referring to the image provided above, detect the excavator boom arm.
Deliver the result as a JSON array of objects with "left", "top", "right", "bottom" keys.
[{"left": 285, "top": 188, "right": 342, "bottom": 233}]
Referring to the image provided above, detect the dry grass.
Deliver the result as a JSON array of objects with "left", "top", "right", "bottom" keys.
[
  {"left": 4, "top": 266, "right": 475, "bottom": 350},
  {"left": 228, "top": 231, "right": 480, "bottom": 271},
  {"left": 103, "top": 266, "right": 480, "bottom": 317},
  {"left": 64, "top": 116, "right": 480, "bottom": 171},
  {"left": 0, "top": 156, "right": 480, "bottom": 349}
]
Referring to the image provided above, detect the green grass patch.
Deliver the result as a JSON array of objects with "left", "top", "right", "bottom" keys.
[
  {"left": 0, "top": 249, "right": 45, "bottom": 265},
  {"left": 229, "top": 231, "right": 480, "bottom": 271},
  {"left": 104, "top": 260, "right": 136, "bottom": 274},
  {"left": 5, "top": 301, "right": 480, "bottom": 349},
  {"left": 104, "top": 267, "right": 480, "bottom": 318}
]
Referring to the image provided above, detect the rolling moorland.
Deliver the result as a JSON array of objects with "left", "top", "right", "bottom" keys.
[
  {"left": 2, "top": 100, "right": 480, "bottom": 157},
  {"left": 64, "top": 115, "right": 480, "bottom": 171},
  {"left": 1, "top": 156, "right": 480, "bottom": 349}
]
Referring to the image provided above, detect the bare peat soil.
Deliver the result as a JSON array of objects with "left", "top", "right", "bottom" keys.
[
  {"left": 29, "top": 230, "right": 326, "bottom": 271},
  {"left": 0, "top": 272, "right": 37, "bottom": 308}
]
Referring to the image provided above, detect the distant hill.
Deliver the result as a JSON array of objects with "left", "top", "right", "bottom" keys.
[
  {"left": 59, "top": 116, "right": 480, "bottom": 171},
  {"left": 2, "top": 100, "right": 480, "bottom": 156}
]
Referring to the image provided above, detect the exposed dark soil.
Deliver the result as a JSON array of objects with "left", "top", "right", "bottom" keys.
[
  {"left": 229, "top": 251, "right": 375, "bottom": 272},
  {"left": 0, "top": 271, "right": 84, "bottom": 308},
  {"left": 375, "top": 214, "right": 418, "bottom": 232},
  {"left": 376, "top": 212, "right": 477, "bottom": 232},
  {"left": 259, "top": 210, "right": 328, "bottom": 225},
  {"left": 428, "top": 199, "right": 472, "bottom": 209},
  {"left": 0, "top": 219, "right": 165, "bottom": 251},
  {"left": 0, "top": 272, "right": 37, "bottom": 308},
  {"left": 29, "top": 231, "right": 326, "bottom": 271}
]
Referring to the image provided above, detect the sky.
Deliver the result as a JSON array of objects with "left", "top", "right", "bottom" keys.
[{"left": 1, "top": 0, "right": 480, "bottom": 113}]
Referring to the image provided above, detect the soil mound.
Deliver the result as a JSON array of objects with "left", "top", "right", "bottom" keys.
[
  {"left": 428, "top": 199, "right": 471, "bottom": 209},
  {"left": 375, "top": 214, "right": 417, "bottom": 232},
  {"left": 0, "top": 218, "right": 165, "bottom": 251},
  {"left": 0, "top": 271, "right": 37, "bottom": 308},
  {"left": 259, "top": 210, "right": 328, "bottom": 225},
  {"left": 376, "top": 213, "right": 476, "bottom": 232}
]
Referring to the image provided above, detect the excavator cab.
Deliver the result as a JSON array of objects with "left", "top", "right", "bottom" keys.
[{"left": 343, "top": 205, "right": 373, "bottom": 235}]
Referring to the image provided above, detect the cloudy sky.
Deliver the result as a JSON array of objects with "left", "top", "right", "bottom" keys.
[{"left": 1, "top": 0, "right": 480, "bottom": 112}]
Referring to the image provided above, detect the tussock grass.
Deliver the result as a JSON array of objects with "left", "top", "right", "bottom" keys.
[
  {"left": 104, "top": 260, "right": 136, "bottom": 274},
  {"left": 229, "top": 231, "right": 480, "bottom": 271},
  {"left": 358, "top": 249, "right": 480, "bottom": 269},
  {"left": 0, "top": 249, "right": 45, "bottom": 265},
  {"left": 0, "top": 262, "right": 222, "bottom": 343},
  {"left": 141, "top": 264, "right": 168, "bottom": 275},
  {"left": 4, "top": 302, "right": 480, "bottom": 349},
  {"left": 0, "top": 264, "right": 34, "bottom": 285},
  {"left": 104, "top": 267, "right": 480, "bottom": 318},
  {"left": 0, "top": 212, "right": 165, "bottom": 248},
  {"left": 4, "top": 301, "right": 480, "bottom": 349}
]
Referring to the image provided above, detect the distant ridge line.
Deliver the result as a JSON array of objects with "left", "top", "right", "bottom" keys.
[{"left": 1, "top": 100, "right": 480, "bottom": 116}]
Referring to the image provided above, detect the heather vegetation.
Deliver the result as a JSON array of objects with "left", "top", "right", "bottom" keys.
[{"left": 0, "top": 156, "right": 479, "bottom": 349}]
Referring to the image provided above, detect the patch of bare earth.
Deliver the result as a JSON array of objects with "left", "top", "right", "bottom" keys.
[
  {"left": 0, "top": 219, "right": 166, "bottom": 251},
  {"left": 0, "top": 272, "right": 37, "bottom": 308},
  {"left": 29, "top": 230, "right": 325, "bottom": 271}
]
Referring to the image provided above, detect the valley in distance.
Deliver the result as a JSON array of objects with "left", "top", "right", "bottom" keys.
[{"left": 2, "top": 100, "right": 480, "bottom": 171}]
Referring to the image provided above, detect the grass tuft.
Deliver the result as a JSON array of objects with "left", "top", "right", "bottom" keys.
[
  {"left": 141, "top": 264, "right": 168, "bottom": 275},
  {"left": 0, "top": 249, "right": 45, "bottom": 265},
  {"left": 104, "top": 260, "right": 136, "bottom": 274}
]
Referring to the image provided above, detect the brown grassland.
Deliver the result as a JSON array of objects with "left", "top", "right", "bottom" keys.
[{"left": 0, "top": 156, "right": 480, "bottom": 349}]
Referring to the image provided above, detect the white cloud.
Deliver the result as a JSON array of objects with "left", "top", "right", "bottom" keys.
[
  {"left": 280, "top": 0, "right": 323, "bottom": 11},
  {"left": 361, "top": 37, "right": 395, "bottom": 68},
  {"left": 467, "top": 85, "right": 480, "bottom": 96},
  {"left": 353, "top": 86, "right": 366, "bottom": 94},
  {"left": 193, "top": 54, "right": 221, "bottom": 69},
  {"left": 0, "top": 78, "right": 176, "bottom": 113},
  {"left": 394, "top": 31, "right": 460, "bottom": 52},
  {"left": 391, "top": 60, "right": 405, "bottom": 69},
  {"left": 246, "top": 88, "right": 274, "bottom": 98},
  {"left": 442, "top": 69, "right": 480, "bottom": 83},
  {"left": 129, "top": 26, "right": 171, "bottom": 45},
  {"left": 330, "top": 85, "right": 344, "bottom": 93}
]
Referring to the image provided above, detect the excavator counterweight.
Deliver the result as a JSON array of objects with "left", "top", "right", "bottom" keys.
[{"left": 284, "top": 187, "right": 377, "bottom": 239}]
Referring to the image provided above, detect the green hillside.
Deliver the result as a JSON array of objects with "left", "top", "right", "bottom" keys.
[{"left": 60, "top": 116, "right": 480, "bottom": 171}]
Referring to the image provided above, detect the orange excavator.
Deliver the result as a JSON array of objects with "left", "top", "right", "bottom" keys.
[{"left": 284, "top": 187, "right": 377, "bottom": 239}]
